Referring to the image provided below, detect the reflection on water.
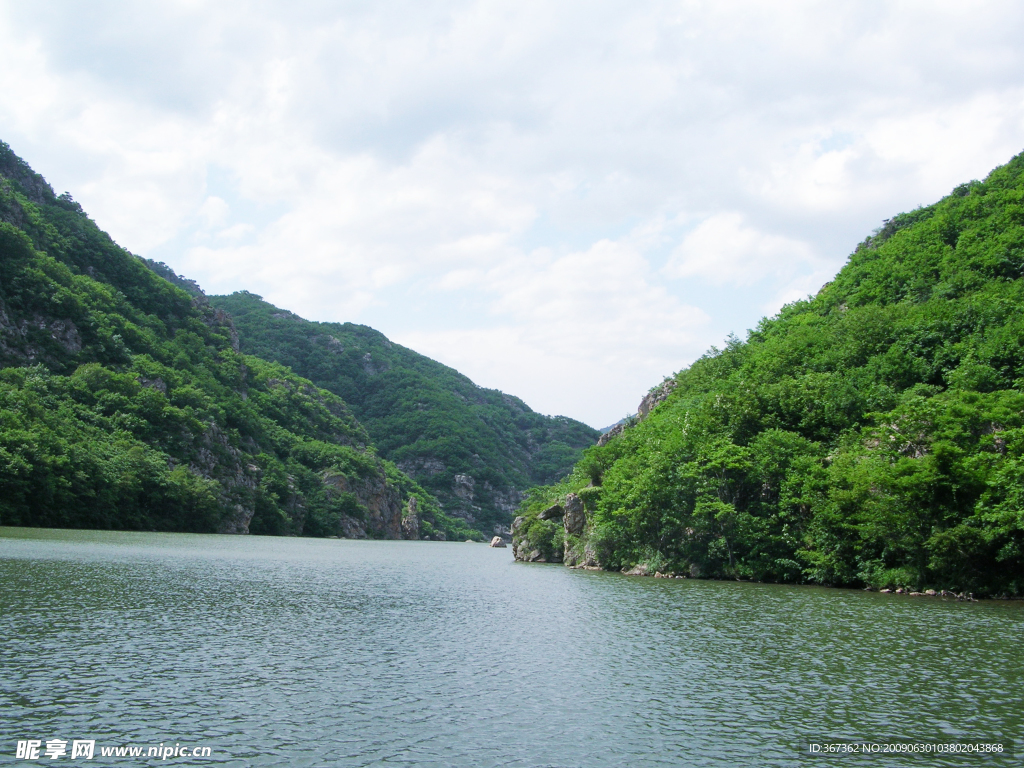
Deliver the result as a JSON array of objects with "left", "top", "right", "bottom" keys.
[{"left": 1, "top": 527, "right": 1021, "bottom": 767}]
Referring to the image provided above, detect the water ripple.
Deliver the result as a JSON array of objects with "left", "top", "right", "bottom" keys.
[{"left": 1, "top": 528, "right": 1021, "bottom": 767}]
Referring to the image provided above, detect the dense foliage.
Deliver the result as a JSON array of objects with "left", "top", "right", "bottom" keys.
[
  {"left": 208, "top": 292, "right": 599, "bottom": 531},
  {"left": 521, "top": 153, "right": 1024, "bottom": 597},
  {"left": 0, "top": 141, "right": 476, "bottom": 540}
]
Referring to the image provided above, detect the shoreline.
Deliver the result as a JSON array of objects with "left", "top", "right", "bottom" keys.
[{"left": 551, "top": 559, "right": 1024, "bottom": 603}]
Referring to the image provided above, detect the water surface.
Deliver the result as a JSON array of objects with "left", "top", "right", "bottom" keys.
[{"left": 1, "top": 528, "right": 1020, "bottom": 766}]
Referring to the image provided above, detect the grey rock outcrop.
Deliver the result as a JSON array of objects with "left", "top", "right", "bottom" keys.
[
  {"left": 137, "top": 375, "right": 168, "bottom": 394},
  {"left": 638, "top": 379, "right": 678, "bottom": 420},
  {"left": 562, "top": 493, "right": 597, "bottom": 567},
  {"left": 510, "top": 516, "right": 526, "bottom": 560},
  {"left": 182, "top": 422, "right": 259, "bottom": 535},
  {"left": 402, "top": 496, "right": 420, "bottom": 539},
  {"left": 453, "top": 474, "right": 476, "bottom": 500},
  {"left": 596, "top": 422, "right": 625, "bottom": 447},
  {"left": 538, "top": 504, "right": 564, "bottom": 521},
  {"left": 482, "top": 482, "right": 523, "bottom": 517},
  {"left": 321, "top": 469, "right": 405, "bottom": 539},
  {"left": 446, "top": 473, "right": 482, "bottom": 524},
  {"left": 512, "top": 493, "right": 587, "bottom": 564},
  {"left": 0, "top": 297, "right": 85, "bottom": 367},
  {"left": 596, "top": 379, "right": 678, "bottom": 446},
  {"left": 563, "top": 493, "right": 585, "bottom": 536},
  {"left": 489, "top": 536, "right": 507, "bottom": 548}
]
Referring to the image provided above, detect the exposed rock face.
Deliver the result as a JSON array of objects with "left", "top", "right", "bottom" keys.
[
  {"left": 339, "top": 516, "right": 368, "bottom": 539},
  {"left": 482, "top": 482, "right": 523, "bottom": 518},
  {"left": 596, "top": 379, "right": 678, "bottom": 446},
  {"left": 0, "top": 298, "right": 85, "bottom": 367},
  {"left": 512, "top": 493, "right": 593, "bottom": 565},
  {"left": 217, "top": 506, "right": 252, "bottom": 535},
  {"left": 453, "top": 474, "right": 476, "bottom": 500},
  {"left": 320, "top": 334, "right": 344, "bottom": 354},
  {"left": 0, "top": 148, "right": 56, "bottom": 205},
  {"left": 138, "top": 376, "right": 167, "bottom": 394},
  {"left": 561, "top": 492, "right": 597, "bottom": 567},
  {"left": 512, "top": 494, "right": 585, "bottom": 564},
  {"left": 563, "top": 494, "right": 585, "bottom": 536},
  {"left": 538, "top": 504, "right": 564, "bottom": 521},
  {"left": 402, "top": 496, "right": 420, "bottom": 539},
  {"left": 563, "top": 541, "right": 598, "bottom": 569},
  {"left": 637, "top": 379, "right": 678, "bottom": 420},
  {"left": 446, "top": 473, "right": 482, "bottom": 524},
  {"left": 184, "top": 422, "right": 259, "bottom": 535},
  {"left": 322, "top": 470, "right": 405, "bottom": 539},
  {"left": 489, "top": 536, "right": 507, "bottom": 548},
  {"left": 211, "top": 309, "right": 240, "bottom": 352},
  {"left": 510, "top": 516, "right": 526, "bottom": 560},
  {"left": 596, "top": 423, "right": 625, "bottom": 447}
]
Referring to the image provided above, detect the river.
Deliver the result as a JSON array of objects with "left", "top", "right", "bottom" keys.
[{"left": 1, "top": 527, "right": 1020, "bottom": 766}]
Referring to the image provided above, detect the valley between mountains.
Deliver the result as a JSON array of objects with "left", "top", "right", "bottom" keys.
[{"left": 2, "top": 139, "right": 1022, "bottom": 597}]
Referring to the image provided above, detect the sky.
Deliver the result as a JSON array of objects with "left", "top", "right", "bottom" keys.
[{"left": 1, "top": 2, "right": 1023, "bottom": 428}]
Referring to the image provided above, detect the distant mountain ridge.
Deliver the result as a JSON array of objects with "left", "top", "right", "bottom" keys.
[{"left": 208, "top": 291, "right": 599, "bottom": 534}]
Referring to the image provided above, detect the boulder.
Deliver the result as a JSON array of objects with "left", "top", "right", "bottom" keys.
[{"left": 489, "top": 536, "right": 507, "bottom": 548}]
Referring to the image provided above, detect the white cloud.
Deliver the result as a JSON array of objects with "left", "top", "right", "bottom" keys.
[
  {"left": 198, "top": 195, "right": 229, "bottom": 228},
  {"left": 399, "top": 237, "right": 710, "bottom": 424},
  {"left": 665, "top": 213, "right": 818, "bottom": 286}
]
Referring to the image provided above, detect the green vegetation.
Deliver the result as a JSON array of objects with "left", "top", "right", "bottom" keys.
[
  {"left": 0, "top": 140, "right": 476, "bottom": 540},
  {"left": 208, "top": 291, "right": 598, "bottom": 531},
  {"left": 519, "top": 153, "right": 1024, "bottom": 597}
]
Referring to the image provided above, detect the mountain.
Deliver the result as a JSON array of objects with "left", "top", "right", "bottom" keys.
[
  {"left": 513, "top": 152, "right": 1024, "bottom": 598},
  {"left": 0, "top": 140, "right": 476, "bottom": 541},
  {"left": 207, "top": 292, "right": 600, "bottom": 534}
]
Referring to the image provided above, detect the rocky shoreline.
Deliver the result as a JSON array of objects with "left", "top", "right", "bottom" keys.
[{"left": 511, "top": 492, "right": 1022, "bottom": 600}]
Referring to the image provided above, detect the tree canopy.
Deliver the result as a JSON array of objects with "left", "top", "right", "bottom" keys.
[{"left": 518, "top": 152, "right": 1024, "bottom": 597}]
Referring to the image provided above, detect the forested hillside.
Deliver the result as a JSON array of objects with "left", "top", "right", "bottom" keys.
[
  {"left": 0, "top": 141, "right": 475, "bottom": 541},
  {"left": 208, "top": 292, "right": 599, "bottom": 534},
  {"left": 515, "top": 152, "right": 1024, "bottom": 597}
]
